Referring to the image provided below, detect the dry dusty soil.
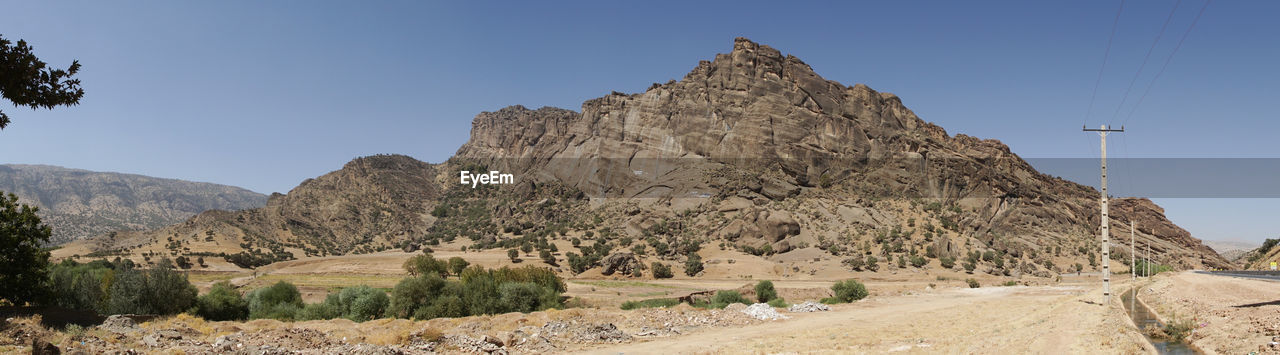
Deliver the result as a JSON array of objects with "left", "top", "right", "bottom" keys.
[
  {"left": 1141, "top": 271, "right": 1280, "bottom": 354},
  {"left": 2, "top": 278, "right": 1159, "bottom": 354}
]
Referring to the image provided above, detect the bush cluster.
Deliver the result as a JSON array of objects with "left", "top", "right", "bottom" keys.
[
  {"left": 388, "top": 265, "right": 565, "bottom": 320},
  {"left": 45, "top": 258, "right": 197, "bottom": 316},
  {"left": 822, "top": 279, "right": 868, "bottom": 304}
]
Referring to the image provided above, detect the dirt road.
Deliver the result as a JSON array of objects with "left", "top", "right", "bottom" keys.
[
  {"left": 576, "top": 281, "right": 1153, "bottom": 354},
  {"left": 1142, "top": 271, "right": 1280, "bottom": 354}
]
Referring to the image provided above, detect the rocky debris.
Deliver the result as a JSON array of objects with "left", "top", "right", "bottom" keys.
[
  {"left": 600, "top": 252, "right": 642, "bottom": 276},
  {"left": 31, "top": 337, "right": 60, "bottom": 355},
  {"left": 741, "top": 303, "right": 790, "bottom": 320},
  {"left": 788, "top": 301, "right": 831, "bottom": 313},
  {"left": 100, "top": 315, "right": 141, "bottom": 334},
  {"left": 573, "top": 323, "right": 632, "bottom": 343},
  {"left": 141, "top": 329, "right": 182, "bottom": 347}
]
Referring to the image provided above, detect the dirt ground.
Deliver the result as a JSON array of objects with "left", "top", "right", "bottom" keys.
[
  {"left": 578, "top": 280, "right": 1152, "bottom": 354},
  {"left": 1141, "top": 271, "right": 1280, "bottom": 354},
  {"left": 2, "top": 278, "right": 1158, "bottom": 354}
]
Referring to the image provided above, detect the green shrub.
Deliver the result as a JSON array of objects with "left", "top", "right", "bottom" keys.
[
  {"left": 298, "top": 299, "right": 341, "bottom": 320},
  {"left": 387, "top": 274, "right": 446, "bottom": 319},
  {"left": 684, "top": 253, "right": 704, "bottom": 276},
  {"left": 498, "top": 282, "right": 553, "bottom": 313},
  {"left": 651, "top": 262, "right": 673, "bottom": 279},
  {"left": 247, "top": 281, "right": 303, "bottom": 320},
  {"left": 336, "top": 285, "right": 389, "bottom": 322},
  {"left": 196, "top": 281, "right": 248, "bottom": 321},
  {"left": 766, "top": 298, "right": 788, "bottom": 308},
  {"left": 710, "top": 290, "right": 748, "bottom": 308},
  {"left": 940, "top": 256, "right": 956, "bottom": 269},
  {"left": 865, "top": 256, "right": 879, "bottom": 271},
  {"left": 827, "top": 279, "right": 869, "bottom": 304},
  {"left": 620, "top": 298, "right": 681, "bottom": 310},
  {"left": 966, "top": 278, "right": 980, "bottom": 288},
  {"left": 754, "top": 280, "right": 777, "bottom": 303},
  {"left": 1002, "top": 281, "right": 1019, "bottom": 287},
  {"left": 909, "top": 255, "right": 927, "bottom": 268}
]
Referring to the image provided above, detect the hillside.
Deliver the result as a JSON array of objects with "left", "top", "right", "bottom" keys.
[
  {"left": 1202, "top": 239, "right": 1258, "bottom": 264},
  {"left": 0, "top": 164, "right": 266, "bottom": 244},
  {"left": 59, "top": 38, "right": 1230, "bottom": 275}
]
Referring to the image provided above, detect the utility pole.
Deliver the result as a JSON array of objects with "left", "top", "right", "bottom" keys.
[
  {"left": 1131, "top": 223, "right": 1136, "bottom": 281},
  {"left": 1084, "top": 124, "right": 1123, "bottom": 304},
  {"left": 1146, "top": 243, "right": 1151, "bottom": 277}
]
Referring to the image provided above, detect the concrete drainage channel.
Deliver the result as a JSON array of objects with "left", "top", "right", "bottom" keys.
[{"left": 1120, "top": 288, "right": 1199, "bottom": 355}]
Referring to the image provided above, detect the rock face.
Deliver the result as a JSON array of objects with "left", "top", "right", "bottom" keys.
[
  {"left": 454, "top": 37, "right": 1231, "bottom": 270},
  {"left": 600, "top": 252, "right": 642, "bottom": 276},
  {"left": 0, "top": 164, "right": 266, "bottom": 244},
  {"left": 73, "top": 154, "right": 439, "bottom": 259}
]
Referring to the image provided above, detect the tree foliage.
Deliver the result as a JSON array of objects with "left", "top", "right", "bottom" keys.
[
  {"left": 0, "top": 192, "right": 52, "bottom": 305},
  {"left": 197, "top": 281, "right": 248, "bottom": 321},
  {"left": 0, "top": 36, "right": 85, "bottom": 129}
]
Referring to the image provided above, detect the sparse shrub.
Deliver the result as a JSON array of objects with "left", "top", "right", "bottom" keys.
[
  {"left": 865, "top": 256, "right": 879, "bottom": 272},
  {"left": 652, "top": 262, "right": 673, "bottom": 279},
  {"left": 963, "top": 261, "right": 977, "bottom": 273},
  {"left": 540, "top": 249, "right": 555, "bottom": 265},
  {"left": 196, "top": 281, "right": 248, "bottom": 321},
  {"left": 824, "top": 279, "right": 868, "bottom": 304},
  {"left": 966, "top": 278, "right": 980, "bottom": 288},
  {"left": 1002, "top": 281, "right": 1019, "bottom": 286},
  {"left": 844, "top": 256, "right": 866, "bottom": 271},
  {"left": 507, "top": 249, "right": 520, "bottom": 262},
  {"left": 754, "top": 280, "right": 777, "bottom": 303},
  {"left": 940, "top": 256, "right": 956, "bottom": 269},
  {"left": 710, "top": 290, "right": 748, "bottom": 308},
  {"left": 620, "top": 298, "right": 680, "bottom": 310},
  {"left": 910, "top": 255, "right": 927, "bottom": 268}
]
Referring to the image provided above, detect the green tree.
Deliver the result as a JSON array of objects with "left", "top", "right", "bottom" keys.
[
  {"left": 447, "top": 257, "right": 470, "bottom": 276},
  {"left": 684, "top": 253, "right": 704, "bottom": 276},
  {"left": 0, "top": 192, "right": 52, "bottom": 305},
  {"left": 0, "top": 36, "right": 85, "bottom": 129},
  {"left": 754, "top": 280, "right": 777, "bottom": 303},
  {"left": 507, "top": 249, "right": 520, "bottom": 262},
  {"left": 197, "top": 281, "right": 248, "bottom": 321}
]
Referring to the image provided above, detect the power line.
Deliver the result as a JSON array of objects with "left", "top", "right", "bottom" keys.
[
  {"left": 1110, "top": 0, "right": 1183, "bottom": 122},
  {"left": 1085, "top": 0, "right": 1127, "bottom": 125},
  {"left": 1124, "top": 0, "right": 1212, "bottom": 123}
]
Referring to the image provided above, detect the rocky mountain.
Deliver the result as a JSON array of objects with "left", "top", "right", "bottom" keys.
[
  {"left": 64, "top": 38, "right": 1230, "bottom": 274},
  {"left": 454, "top": 37, "right": 1231, "bottom": 271},
  {"left": 1241, "top": 238, "right": 1279, "bottom": 270},
  {"left": 0, "top": 164, "right": 266, "bottom": 244},
  {"left": 1202, "top": 240, "right": 1258, "bottom": 264},
  {"left": 66, "top": 155, "right": 439, "bottom": 266}
]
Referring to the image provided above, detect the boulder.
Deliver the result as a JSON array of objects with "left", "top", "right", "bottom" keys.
[{"left": 600, "top": 252, "right": 642, "bottom": 276}]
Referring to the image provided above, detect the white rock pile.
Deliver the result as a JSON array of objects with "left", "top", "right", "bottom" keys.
[
  {"left": 741, "top": 303, "right": 790, "bottom": 320},
  {"left": 788, "top": 301, "right": 831, "bottom": 313}
]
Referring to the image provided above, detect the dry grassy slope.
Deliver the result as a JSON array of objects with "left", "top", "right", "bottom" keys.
[{"left": 1242, "top": 239, "right": 1280, "bottom": 270}]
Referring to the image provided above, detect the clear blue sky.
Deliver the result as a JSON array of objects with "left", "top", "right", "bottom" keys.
[{"left": 2, "top": 1, "right": 1277, "bottom": 244}]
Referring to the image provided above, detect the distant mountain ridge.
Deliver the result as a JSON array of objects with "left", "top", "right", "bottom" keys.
[{"left": 0, "top": 164, "right": 267, "bottom": 244}]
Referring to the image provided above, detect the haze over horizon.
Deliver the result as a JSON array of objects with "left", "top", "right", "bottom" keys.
[{"left": 2, "top": 1, "right": 1277, "bottom": 244}]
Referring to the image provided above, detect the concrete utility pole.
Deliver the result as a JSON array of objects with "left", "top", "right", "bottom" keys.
[
  {"left": 1131, "top": 223, "right": 1136, "bottom": 281},
  {"left": 1084, "top": 124, "right": 1123, "bottom": 304}
]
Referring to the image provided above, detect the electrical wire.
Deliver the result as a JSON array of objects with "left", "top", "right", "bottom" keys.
[
  {"left": 1110, "top": 0, "right": 1183, "bottom": 123},
  {"left": 1124, "top": 0, "right": 1212, "bottom": 124}
]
